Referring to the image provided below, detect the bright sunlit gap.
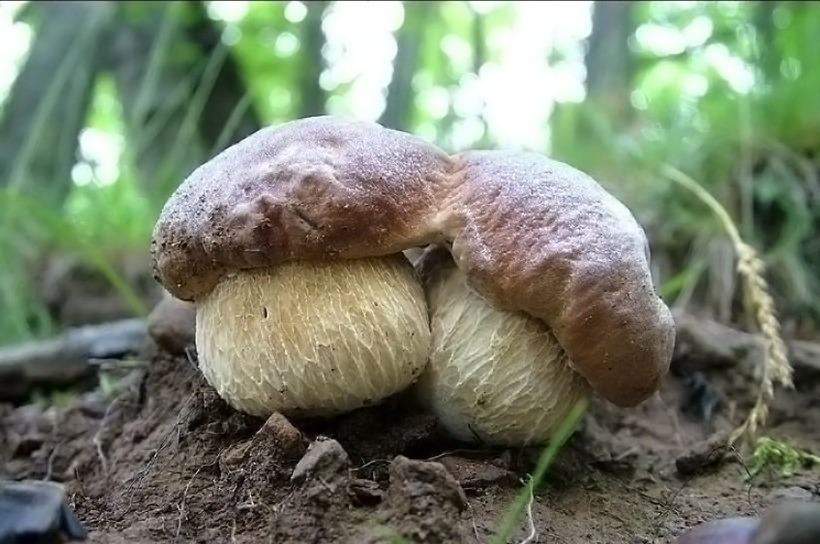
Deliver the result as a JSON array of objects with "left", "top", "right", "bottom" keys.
[
  {"left": 210, "top": 0, "right": 594, "bottom": 152},
  {"left": 0, "top": 0, "right": 760, "bottom": 188}
]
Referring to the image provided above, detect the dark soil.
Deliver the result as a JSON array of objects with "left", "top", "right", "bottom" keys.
[{"left": 2, "top": 333, "right": 819, "bottom": 544}]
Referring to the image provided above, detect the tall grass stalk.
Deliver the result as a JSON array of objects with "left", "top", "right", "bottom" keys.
[
  {"left": 660, "top": 164, "right": 793, "bottom": 446},
  {"left": 490, "top": 398, "right": 588, "bottom": 544}
]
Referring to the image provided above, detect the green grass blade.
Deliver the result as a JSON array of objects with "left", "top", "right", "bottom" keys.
[{"left": 491, "top": 398, "right": 588, "bottom": 544}]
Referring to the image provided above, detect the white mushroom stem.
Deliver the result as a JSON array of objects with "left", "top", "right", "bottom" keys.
[
  {"left": 195, "top": 254, "right": 431, "bottom": 418},
  {"left": 416, "top": 256, "right": 591, "bottom": 447}
]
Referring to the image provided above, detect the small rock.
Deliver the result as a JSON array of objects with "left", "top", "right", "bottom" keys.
[
  {"left": 675, "top": 432, "right": 732, "bottom": 478},
  {"left": 5, "top": 405, "right": 53, "bottom": 460},
  {"left": 673, "top": 516, "right": 758, "bottom": 544},
  {"left": 437, "top": 455, "right": 517, "bottom": 490},
  {"left": 0, "top": 480, "right": 88, "bottom": 543},
  {"left": 11, "top": 433, "right": 47, "bottom": 458},
  {"left": 219, "top": 412, "right": 306, "bottom": 473},
  {"left": 348, "top": 478, "right": 384, "bottom": 506},
  {"left": 755, "top": 501, "right": 820, "bottom": 544},
  {"left": 291, "top": 437, "right": 350, "bottom": 485},
  {"left": 146, "top": 295, "right": 196, "bottom": 356},
  {"left": 672, "top": 501, "right": 820, "bottom": 544},
  {"left": 388, "top": 456, "right": 467, "bottom": 509},
  {"left": 382, "top": 456, "right": 467, "bottom": 544},
  {"left": 256, "top": 412, "right": 307, "bottom": 461},
  {"left": 291, "top": 437, "right": 351, "bottom": 506},
  {"left": 77, "top": 392, "right": 111, "bottom": 419}
]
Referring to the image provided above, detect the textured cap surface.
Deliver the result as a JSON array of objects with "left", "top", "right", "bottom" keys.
[
  {"left": 151, "top": 116, "right": 453, "bottom": 301},
  {"left": 442, "top": 151, "right": 675, "bottom": 406}
]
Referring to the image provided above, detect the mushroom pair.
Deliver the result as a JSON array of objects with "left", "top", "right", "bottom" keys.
[{"left": 150, "top": 116, "right": 675, "bottom": 446}]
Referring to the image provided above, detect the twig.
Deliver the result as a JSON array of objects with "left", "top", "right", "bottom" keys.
[
  {"left": 0, "top": 318, "right": 147, "bottom": 400},
  {"left": 349, "top": 458, "right": 391, "bottom": 472},
  {"left": 88, "top": 358, "right": 150, "bottom": 370},
  {"left": 647, "top": 444, "right": 761, "bottom": 542},
  {"left": 425, "top": 448, "right": 495, "bottom": 462},
  {"left": 236, "top": 490, "right": 259, "bottom": 511},
  {"left": 43, "top": 444, "right": 59, "bottom": 482}
]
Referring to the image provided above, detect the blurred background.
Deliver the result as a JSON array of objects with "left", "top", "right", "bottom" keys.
[{"left": 0, "top": 0, "right": 817, "bottom": 348}]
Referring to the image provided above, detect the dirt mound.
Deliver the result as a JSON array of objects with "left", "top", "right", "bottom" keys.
[{"left": 2, "top": 335, "right": 819, "bottom": 543}]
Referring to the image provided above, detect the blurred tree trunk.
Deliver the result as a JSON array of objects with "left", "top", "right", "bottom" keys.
[
  {"left": 184, "top": 0, "right": 263, "bottom": 152},
  {"left": 584, "top": 0, "right": 635, "bottom": 124},
  {"left": 105, "top": 1, "right": 261, "bottom": 208},
  {"left": 379, "top": 1, "right": 436, "bottom": 131},
  {"left": 298, "top": 1, "right": 329, "bottom": 118},
  {"left": 0, "top": 2, "right": 110, "bottom": 208},
  {"left": 753, "top": 1, "right": 780, "bottom": 82}
]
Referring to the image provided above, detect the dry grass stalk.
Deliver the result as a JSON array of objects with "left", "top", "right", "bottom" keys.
[{"left": 660, "top": 164, "right": 793, "bottom": 446}]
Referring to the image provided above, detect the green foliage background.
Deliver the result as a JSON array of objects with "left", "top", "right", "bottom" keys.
[{"left": 0, "top": 0, "right": 818, "bottom": 346}]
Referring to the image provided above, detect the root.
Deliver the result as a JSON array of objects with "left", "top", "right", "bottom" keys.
[
  {"left": 518, "top": 478, "right": 537, "bottom": 544},
  {"left": 174, "top": 466, "right": 203, "bottom": 543},
  {"left": 93, "top": 397, "right": 120, "bottom": 476},
  {"left": 349, "top": 458, "right": 391, "bottom": 475},
  {"left": 465, "top": 500, "right": 480, "bottom": 543}
]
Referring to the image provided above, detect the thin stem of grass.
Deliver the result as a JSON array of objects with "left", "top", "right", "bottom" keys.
[
  {"left": 491, "top": 398, "right": 588, "bottom": 544},
  {"left": 209, "top": 93, "right": 254, "bottom": 158},
  {"left": 660, "top": 165, "right": 743, "bottom": 248}
]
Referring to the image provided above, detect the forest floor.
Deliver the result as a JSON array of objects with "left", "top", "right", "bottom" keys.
[{"left": 2, "top": 323, "right": 819, "bottom": 544}]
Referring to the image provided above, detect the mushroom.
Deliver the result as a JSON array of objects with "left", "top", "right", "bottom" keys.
[
  {"left": 150, "top": 117, "right": 451, "bottom": 417},
  {"left": 413, "top": 150, "right": 675, "bottom": 445},
  {"left": 150, "top": 116, "right": 675, "bottom": 440},
  {"left": 414, "top": 246, "right": 591, "bottom": 445}
]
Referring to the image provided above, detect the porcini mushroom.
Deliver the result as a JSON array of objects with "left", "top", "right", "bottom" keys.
[
  {"left": 150, "top": 117, "right": 452, "bottom": 417},
  {"left": 414, "top": 150, "right": 676, "bottom": 445},
  {"left": 150, "top": 116, "right": 675, "bottom": 441},
  {"left": 414, "top": 246, "right": 591, "bottom": 445}
]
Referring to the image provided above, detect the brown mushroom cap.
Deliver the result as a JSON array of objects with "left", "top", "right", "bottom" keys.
[
  {"left": 150, "top": 116, "right": 674, "bottom": 408},
  {"left": 151, "top": 117, "right": 454, "bottom": 302},
  {"left": 443, "top": 151, "right": 675, "bottom": 406}
]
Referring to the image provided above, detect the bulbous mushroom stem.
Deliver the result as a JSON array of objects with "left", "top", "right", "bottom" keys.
[
  {"left": 195, "top": 254, "right": 431, "bottom": 417},
  {"left": 415, "top": 247, "right": 591, "bottom": 446}
]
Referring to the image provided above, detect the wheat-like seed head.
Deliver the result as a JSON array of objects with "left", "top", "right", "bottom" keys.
[
  {"left": 660, "top": 164, "right": 794, "bottom": 447},
  {"left": 729, "top": 242, "right": 793, "bottom": 445}
]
